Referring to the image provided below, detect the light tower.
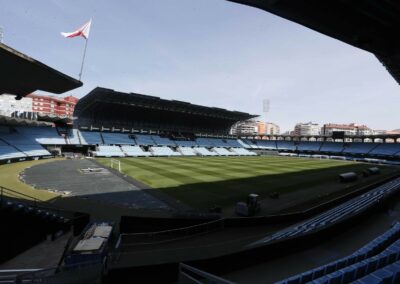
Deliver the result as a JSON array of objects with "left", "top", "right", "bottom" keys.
[
  {"left": 0, "top": 27, "right": 3, "bottom": 43},
  {"left": 262, "top": 99, "right": 270, "bottom": 123}
]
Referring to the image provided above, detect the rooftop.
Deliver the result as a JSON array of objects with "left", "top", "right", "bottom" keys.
[{"left": 0, "top": 43, "right": 83, "bottom": 98}]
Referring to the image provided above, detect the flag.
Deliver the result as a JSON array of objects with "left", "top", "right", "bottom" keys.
[{"left": 61, "top": 19, "right": 92, "bottom": 39}]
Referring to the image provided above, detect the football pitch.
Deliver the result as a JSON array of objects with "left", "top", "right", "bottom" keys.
[{"left": 96, "top": 156, "right": 395, "bottom": 211}]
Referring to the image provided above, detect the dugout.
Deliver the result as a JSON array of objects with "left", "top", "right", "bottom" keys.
[{"left": 339, "top": 172, "right": 358, "bottom": 183}]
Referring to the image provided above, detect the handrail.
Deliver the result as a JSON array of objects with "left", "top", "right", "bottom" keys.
[
  {"left": 0, "top": 185, "right": 75, "bottom": 219},
  {"left": 119, "top": 218, "right": 225, "bottom": 246},
  {"left": 0, "top": 185, "right": 42, "bottom": 202},
  {"left": 121, "top": 218, "right": 223, "bottom": 237},
  {"left": 11, "top": 260, "right": 104, "bottom": 282},
  {"left": 179, "top": 263, "right": 235, "bottom": 284}
]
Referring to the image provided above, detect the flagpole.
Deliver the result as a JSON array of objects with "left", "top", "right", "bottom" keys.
[{"left": 79, "top": 37, "right": 89, "bottom": 81}]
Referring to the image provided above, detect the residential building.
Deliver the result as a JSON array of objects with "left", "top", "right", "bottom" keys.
[
  {"left": 27, "top": 94, "right": 79, "bottom": 118},
  {"left": 322, "top": 123, "right": 373, "bottom": 136},
  {"left": 231, "top": 119, "right": 258, "bottom": 135},
  {"left": 0, "top": 94, "right": 33, "bottom": 117},
  {"left": 264, "top": 122, "right": 280, "bottom": 135},
  {"left": 294, "top": 122, "right": 321, "bottom": 136}
]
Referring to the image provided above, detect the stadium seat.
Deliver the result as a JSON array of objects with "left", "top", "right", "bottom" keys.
[
  {"left": 207, "top": 138, "right": 229, "bottom": 147},
  {"left": 231, "top": 148, "right": 257, "bottom": 156},
  {"left": 135, "top": 134, "right": 156, "bottom": 146},
  {"left": 150, "top": 146, "right": 181, "bottom": 156},
  {"left": 319, "top": 142, "right": 345, "bottom": 153},
  {"left": 275, "top": 221, "right": 400, "bottom": 284},
  {"left": 95, "top": 145, "right": 125, "bottom": 157},
  {"left": 196, "top": 138, "right": 214, "bottom": 147},
  {"left": 237, "top": 139, "right": 253, "bottom": 148},
  {"left": 18, "top": 144, "right": 51, "bottom": 157},
  {"left": 0, "top": 145, "right": 27, "bottom": 160},
  {"left": 225, "top": 139, "right": 244, "bottom": 148},
  {"left": 194, "top": 147, "right": 218, "bottom": 156},
  {"left": 254, "top": 140, "right": 278, "bottom": 150},
  {"left": 178, "top": 147, "right": 198, "bottom": 156},
  {"left": 80, "top": 131, "right": 103, "bottom": 145},
  {"left": 242, "top": 139, "right": 260, "bottom": 149},
  {"left": 121, "top": 145, "right": 151, "bottom": 157},
  {"left": 66, "top": 129, "right": 82, "bottom": 145},
  {"left": 369, "top": 143, "right": 400, "bottom": 157},
  {"left": 276, "top": 141, "right": 296, "bottom": 151},
  {"left": 0, "top": 128, "right": 52, "bottom": 159},
  {"left": 16, "top": 126, "right": 66, "bottom": 145},
  {"left": 151, "top": 135, "right": 176, "bottom": 146},
  {"left": 297, "top": 142, "right": 322, "bottom": 152},
  {"left": 102, "top": 132, "right": 136, "bottom": 145},
  {"left": 212, "top": 147, "right": 237, "bottom": 156},
  {"left": 175, "top": 140, "right": 198, "bottom": 147},
  {"left": 254, "top": 178, "right": 400, "bottom": 246},
  {"left": 342, "top": 143, "right": 377, "bottom": 155}
]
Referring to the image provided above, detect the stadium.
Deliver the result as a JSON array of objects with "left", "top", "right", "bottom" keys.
[{"left": 1, "top": 1, "right": 400, "bottom": 284}]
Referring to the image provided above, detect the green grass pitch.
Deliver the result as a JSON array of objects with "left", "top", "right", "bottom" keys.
[{"left": 97, "top": 156, "right": 394, "bottom": 210}]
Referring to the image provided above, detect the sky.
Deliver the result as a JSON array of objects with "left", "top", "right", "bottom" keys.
[{"left": 2, "top": 0, "right": 400, "bottom": 132}]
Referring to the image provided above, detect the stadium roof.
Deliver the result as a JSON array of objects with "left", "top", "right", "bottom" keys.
[
  {"left": 228, "top": 0, "right": 400, "bottom": 84},
  {"left": 0, "top": 43, "right": 83, "bottom": 97},
  {"left": 0, "top": 115, "right": 52, "bottom": 127},
  {"left": 74, "top": 87, "right": 257, "bottom": 134}
]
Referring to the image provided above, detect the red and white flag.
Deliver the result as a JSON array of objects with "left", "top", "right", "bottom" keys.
[{"left": 61, "top": 19, "right": 92, "bottom": 39}]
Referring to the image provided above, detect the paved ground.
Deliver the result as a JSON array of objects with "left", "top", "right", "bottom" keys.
[
  {"left": 0, "top": 232, "right": 71, "bottom": 269},
  {"left": 21, "top": 159, "right": 172, "bottom": 210}
]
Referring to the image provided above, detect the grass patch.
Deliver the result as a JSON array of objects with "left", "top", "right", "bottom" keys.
[
  {"left": 0, "top": 159, "right": 61, "bottom": 202},
  {"left": 97, "top": 156, "right": 397, "bottom": 210}
]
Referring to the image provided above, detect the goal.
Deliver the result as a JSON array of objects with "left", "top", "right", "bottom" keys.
[{"left": 110, "top": 159, "right": 121, "bottom": 172}]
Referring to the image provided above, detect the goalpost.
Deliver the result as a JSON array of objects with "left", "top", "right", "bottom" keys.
[{"left": 110, "top": 159, "right": 121, "bottom": 172}]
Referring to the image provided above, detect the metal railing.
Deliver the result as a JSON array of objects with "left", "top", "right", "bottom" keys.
[
  {"left": 178, "top": 263, "right": 235, "bottom": 284},
  {"left": 0, "top": 185, "right": 72, "bottom": 218},
  {"left": 4, "top": 260, "right": 105, "bottom": 284},
  {"left": 0, "top": 185, "right": 42, "bottom": 206},
  {"left": 117, "top": 218, "right": 225, "bottom": 247}
]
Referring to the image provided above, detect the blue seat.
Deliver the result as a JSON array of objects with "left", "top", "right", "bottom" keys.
[
  {"left": 276, "top": 223, "right": 400, "bottom": 284},
  {"left": 326, "top": 270, "right": 342, "bottom": 283},
  {"left": 384, "top": 262, "right": 400, "bottom": 283},
  {"left": 300, "top": 271, "right": 313, "bottom": 282},
  {"left": 353, "top": 261, "right": 368, "bottom": 278},
  {"left": 372, "top": 268, "right": 394, "bottom": 283},
  {"left": 324, "top": 262, "right": 337, "bottom": 274},
  {"left": 283, "top": 276, "right": 300, "bottom": 284},
  {"left": 365, "top": 256, "right": 379, "bottom": 273},
  {"left": 340, "top": 266, "right": 356, "bottom": 283},
  {"left": 312, "top": 266, "right": 325, "bottom": 279}
]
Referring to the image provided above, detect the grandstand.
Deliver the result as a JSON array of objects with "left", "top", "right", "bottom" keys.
[
  {"left": 239, "top": 138, "right": 400, "bottom": 162},
  {"left": 74, "top": 87, "right": 256, "bottom": 134},
  {"left": 276, "top": 222, "right": 400, "bottom": 283},
  {"left": 1, "top": 124, "right": 400, "bottom": 161},
  {"left": 0, "top": 126, "right": 52, "bottom": 162},
  {"left": 2, "top": 90, "right": 399, "bottom": 162},
  {"left": 250, "top": 178, "right": 400, "bottom": 247}
]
